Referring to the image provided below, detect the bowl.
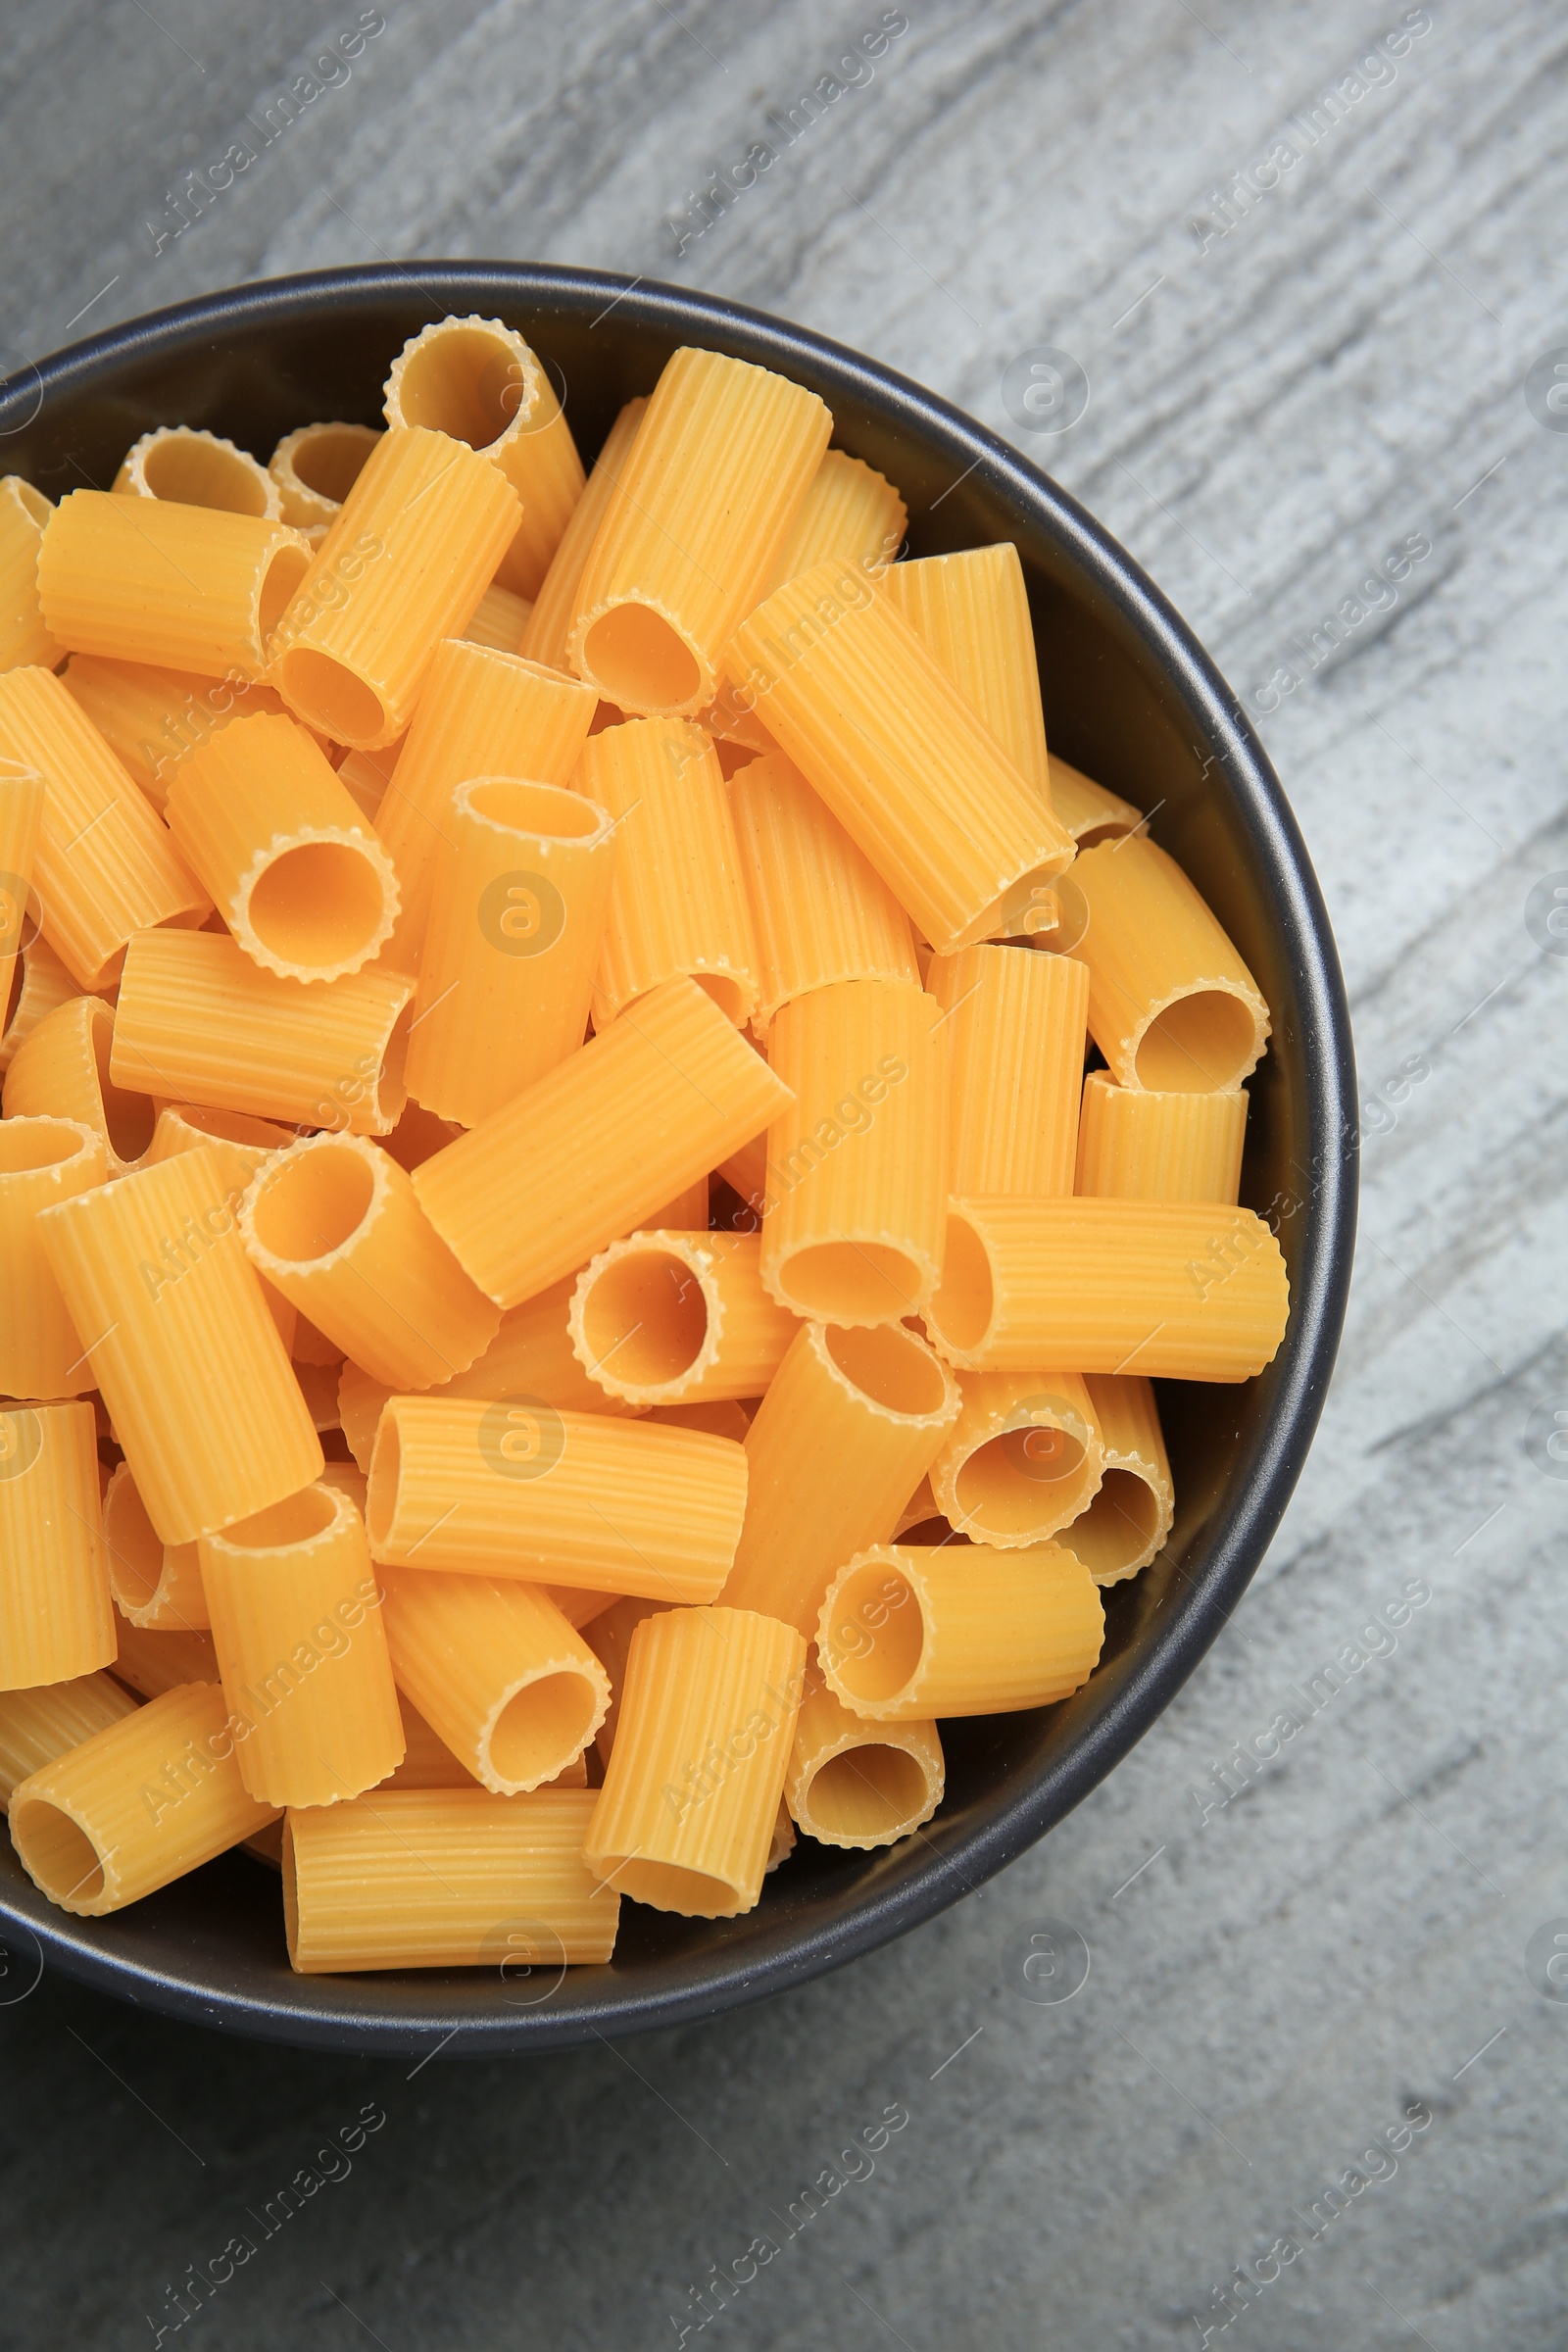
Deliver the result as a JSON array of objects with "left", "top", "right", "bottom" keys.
[{"left": 0, "top": 264, "right": 1356, "bottom": 2052}]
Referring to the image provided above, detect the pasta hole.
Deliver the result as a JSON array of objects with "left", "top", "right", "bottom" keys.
[
  {"left": 579, "top": 1250, "right": 710, "bottom": 1391},
  {"left": 0, "top": 1117, "right": 83, "bottom": 1174},
  {"left": 165, "top": 1102, "right": 289, "bottom": 1152},
  {"left": 88, "top": 1003, "right": 155, "bottom": 1162},
  {"left": 259, "top": 541, "right": 312, "bottom": 640},
  {"left": 781, "top": 1241, "right": 923, "bottom": 1324},
  {"left": 105, "top": 1472, "right": 167, "bottom": 1611},
  {"left": 612, "top": 1859, "right": 739, "bottom": 1917},
  {"left": 1135, "top": 989, "right": 1258, "bottom": 1093},
  {"left": 290, "top": 425, "right": 377, "bottom": 505},
  {"left": 251, "top": 1143, "right": 376, "bottom": 1264},
  {"left": 927, "top": 1214, "right": 994, "bottom": 1355},
  {"left": 11, "top": 1799, "right": 104, "bottom": 1908},
  {"left": 366, "top": 1415, "right": 401, "bottom": 1551},
  {"left": 463, "top": 777, "right": 603, "bottom": 841},
  {"left": 394, "top": 325, "right": 528, "bottom": 448},
  {"left": 1058, "top": 1467, "right": 1162, "bottom": 1579},
  {"left": 141, "top": 434, "right": 270, "bottom": 516},
  {"left": 2, "top": 953, "right": 23, "bottom": 1041},
  {"left": 280, "top": 1817, "right": 301, "bottom": 1963},
  {"left": 956, "top": 1426, "right": 1089, "bottom": 1539},
  {"left": 692, "top": 972, "right": 749, "bottom": 1024},
  {"left": 274, "top": 648, "right": 387, "bottom": 743},
  {"left": 12, "top": 479, "right": 51, "bottom": 531},
  {"left": 824, "top": 1323, "right": 947, "bottom": 1419},
  {"left": 488, "top": 1673, "right": 597, "bottom": 1788},
  {"left": 580, "top": 603, "right": 702, "bottom": 715},
  {"left": 805, "top": 1743, "right": 927, "bottom": 1841},
  {"left": 246, "top": 840, "right": 389, "bottom": 971},
  {"left": 220, "top": 1484, "right": 340, "bottom": 1550},
  {"left": 826, "top": 1562, "right": 923, "bottom": 1705}
]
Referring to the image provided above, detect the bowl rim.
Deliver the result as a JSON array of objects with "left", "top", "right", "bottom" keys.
[{"left": 0, "top": 262, "right": 1357, "bottom": 2053}]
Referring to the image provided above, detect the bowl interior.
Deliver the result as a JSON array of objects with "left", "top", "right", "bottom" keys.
[{"left": 0, "top": 268, "right": 1354, "bottom": 2050}]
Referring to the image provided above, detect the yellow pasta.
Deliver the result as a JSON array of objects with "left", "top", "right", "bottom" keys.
[
  {"left": 0, "top": 1399, "right": 117, "bottom": 1689},
  {"left": 379, "top": 1566, "right": 610, "bottom": 1794},
  {"left": 1054, "top": 1372, "right": 1174, "bottom": 1584},
  {"left": 270, "top": 425, "right": 521, "bottom": 750},
  {"left": 378, "top": 1690, "right": 480, "bottom": 1790},
  {"left": 697, "top": 676, "right": 777, "bottom": 757},
  {"left": 0, "top": 664, "right": 209, "bottom": 992},
  {"left": 37, "top": 490, "right": 312, "bottom": 677},
  {"left": 373, "top": 638, "right": 598, "bottom": 969},
  {"left": 766, "top": 449, "right": 906, "bottom": 593},
  {"left": 818, "top": 1542, "right": 1104, "bottom": 1719},
  {"left": 719, "top": 1319, "right": 958, "bottom": 1637},
  {"left": 1048, "top": 754, "right": 1144, "bottom": 848},
  {"left": 925, "top": 1196, "right": 1290, "bottom": 1379},
  {"left": 198, "top": 1482, "right": 403, "bottom": 1808},
  {"left": 520, "top": 397, "right": 648, "bottom": 673},
  {"left": 0, "top": 1670, "right": 139, "bottom": 1809},
  {"left": 60, "top": 656, "right": 299, "bottom": 814},
  {"left": 115, "top": 427, "right": 280, "bottom": 519},
  {"left": 1054, "top": 836, "right": 1271, "bottom": 1091},
  {"left": 292, "top": 1311, "right": 345, "bottom": 1369},
  {"left": 584, "top": 1605, "right": 807, "bottom": 1916},
  {"left": 3, "top": 993, "right": 159, "bottom": 1172},
  {"left": 576, "top": 718, "right": 759, "bottom": 1027},
  {"left": 1076, "top": 1069, "right": 1248, "bottom": 1204},
  {"left": 240, "top": 1132, "right": 500, "bottom": 1390},
  {"left": 142, "top": 1102, "right": 299, "bottom": 1355},
  {"left": 112, "top": 927, "right": 414, "bottom": 1135},
  {"left": 294, "top": 1357, "right": 343, "bottom": 1433},
  {"left": 879, "top": 542, "right": 1051, "bottom": 801},
  {"left": 729, "top": 750, "right": 919, "bottom": 1031},
  {"left": 0, "top": 760, "right": 42, "bottom": 1055},
  {"left": 930, "top": 1369, "right": 1103, "bottom": 1545},
  {"left": 106, "top": 1621, "right": 219, "bottom": 1699},
  {"left": 413, "top": 974, "right": 791, "bottom": 1310},
  {"left": 583, "top": 1596, "right": 663, "bottom": 1766},
  {"left": 269, "top": 421, "right": 381, "bottom": 531},
  {"left": 37, "top": 1142, "right": 323, "bottom": 1544},
  {"left": 0, "top": 1116, "right": 107, "bottom": 1398},
  {"left": 632, "top": 1174, "right": 710, "bottom": 1236},
  {"left": 406, "top": 777, "right": 616, "bottom": 1125},
  {"left": 786, "top": 1670, "right": 943, "bottom": 1848},
  {"left": 282, "top": 1786, "right": 617, "bottom": 1973},
  {"left": 8, "top": 1680, "right": 277, "bottom": 1913},
  {"left": 166, "top": 711, "right": 399, "bottom": 981},
  {"left": 569, "top": 1230, "right": 797, "bottom": 1407},
  {"left": 568, "top": 349, "right": 831, "bottom": 717},
  {"left": 383, "top": 315, "right": 586, "bottom": 599},
  {"left": 1, "top": 933, "right": 78, "bottom": 1074},
  {"left": 367, "top": 1396, "right": 747, "bottom": 1602},
  {"left": 464, "top": 581, "right": 532, "bottom": 652},
  {"left": 725, "top": 561, "right": 1074, "bottom": 953},
  {"left": 760, "top": 978, "right": 945, "bottom": 1325},
  {"left": 0, "top": 476, "right": 64, "bottom": 673},
  {"left": 926, "top": 944, "right": 1088, "bottom": 1196},
  {"left": 103, "top": 1460, "right": 208, "bottom": 1631},
  {"left": 645, "top": 1398, "right": 752, "bottom": 1441}
]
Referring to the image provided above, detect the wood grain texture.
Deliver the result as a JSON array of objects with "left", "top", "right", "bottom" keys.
[{"left": 2, "top": 4, "right": 1566, "bottom": 2346}]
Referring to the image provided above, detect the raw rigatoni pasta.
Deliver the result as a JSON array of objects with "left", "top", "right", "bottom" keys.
[
  {"left": 925, "top": 1197, "right": 1290, "bottom": 1380},
  {"left": 3, "top": 994, "right": 158, "bottom": 1173},
  {"left": 7, "top": 1681, "right": 277, "bottom": 1914},
  {"left": 405, "top": 777, "right": 616, "bottom": 1125},
  {"left": 879, "top": 543, "right": 1051, "bottom": 801},
  {"left": 240, "top": 1133, "right": 500, "bottom": 1390},
  {"left": 1047, "top": 755, "right": 1144, "bottom": 848},
  {"left": 105, "top": 1622, "right": 219, "bottom": 1698},
  {"left": 142, "top": 1102, "right": 299, "bottom": 1355},
  {"left": 36, "top": 491, "right": 312, "bottom": 677},
  {"left": 0, "top": 1399, "right": 117, "bottom": 1689},
  {"left": 413, "top": 974, "right": 791, "bottom": 1310},
  {"left": 379, "top": 1690, "right": 480, "bottom": 1789},
  {"left": 379, "top": 1567, "right": 609, "bottom": 1794},
  {"left": 269, "top": 421, "right": 381, "bottom": 532},
  {"left": 720, "top": 1319, "right": 958, "bottom": 1637},
  {"left": 0, "top": 759, "right": 41, "bottom": 1023},
  {"left": 112, "top": 927, "right": 414, "bottom": 1136},
  {"left": 166, "top": 711, "right": 400, "bottom": 981},
  {"left": 568, "top": 1230, "right": 797, "bottom": 1407},
  {"left": 0, "top": 665, "right": 209, "bottom": 991},
  {"left": 384, "top": 315, "right": 585, "bottom": 599},
  {"left": 1054, "top": 836, "right": 1270, "bottom": 1091},
  {"left": 725, "top": 561, "right": 1074, "bottom": 953},
  {"left": 584, "top": 1596, "right": 663, "bottom": 1766},
  {"left": 466, "top": 582, "right": 531, "bottom": 650},
  {"left": 584, "top": 1605, "right": 807, "bottom": 1916},
  {"left": 818, "top": 1542, "right": 1104, "bottom": 1718},
  {"left": 0, "top": 1117, "right": 107, "bottom": 1398},
  {"left": 366, "top": 1396, "right": 747, "bottom": 1602},
  {"left": 0, "top": 477, "right": 64, "bottom": 673},
  {"left": 0, "top": 1671, "right": 139, "bottom": 1809},
  {"left": 520, "top": 397, "right": 647, "bottom": 673},
  {"left": 115, "top": 426, "right": 281, "bottom": 518},
  {"left": 270, "top": 425, "right": 521, "bottom": 750},
  {"left": 729, "top": 751, "right": 919, "bottom": 1032},
  {"left": 577, "top": 718, "right": 759, "bottom": 1027},
  {"left": 282, "top": 1787, "right": 617, "bottom": 1972},
  {"left": 198, "top": 1483, "right": 403, "bottom": 1808},
  {"left": 1054, "top": 1373, "right": 1173, "bottom": 1584},
  {"left": 1, "top": 935, "right": 77, "bottom": 1074},
  {"left": 766, "top": 450, "right": 906, "bottom": 593},
  {"left": 926, "top": 944, "right": 1088, "bottom": 1197},
  {"left": 568, "top": 349, "right": 830, "bottom": 717},
  {"left": 374, "top": 638, "right": 598, "bottom": 969},
  {"left": 36, "top": 1142, "right": 323, "bottom": 1544},
  {"left": 1076, "top": 1069, "right": 1248, "bottom": 1204},
  {"left": 103, "top": 1461, "right": 209, "bottom": 1631},
  {"left": 785, "top": 1670, "right": 943, "bottom": 1849},
  {"left": 760, "top": 979, "right": 945, "bottom": 1325},
  {"left": 59, "top": 657, "right": 299, "bottom": 814},
  {"left": 930, "top": 1369, "right": 1103, "bottom": 1545}
]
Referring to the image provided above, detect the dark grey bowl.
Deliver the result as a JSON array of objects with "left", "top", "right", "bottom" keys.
[{"left": 0, "top": 265, "right": 1355, "bottom": 2053}]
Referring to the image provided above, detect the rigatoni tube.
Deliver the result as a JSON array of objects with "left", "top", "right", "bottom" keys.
[
  {"left": 765, "top": 450, "right": 906, "bottom": 594},
  {"left": 3, "top": 995, "right": 159, "bottom": 1173},
  {"left": 785, "top": 1673, "right": 943, "bottom": 1849},
  {"left": 1047, "top": 756, "right": 1144, "bottom": 849},
  {"left": 926, "top": 945, "right": 1088, "bottom": 1197},
  {"left": 114, "top": 426, "right": 280, "bottom": 518},
  {"left": 0, "top": 1399, "right": 117, "bottom": 1690},
  {"left": 520, "top": 396, "right": 647, "bottom": 671},
  {"left": 1054, "top": 1373, "right": 1174, "bottom": 1584},
  {"left": 0, "top": 757, "right": 42, "bottom": 1017},
  {"left": 269, "top": 421, "right": 381, "bottom": 532},
  {"left": 107, "top": 1623, "right": 219, "bottom": 1700},
  {"left": 0, "top": 1671, "right": 139, "bottom": 1810},
  {"left": 568, "top": 1230, "right": 797, "bottom": 1407},
  {"left": 930, "top": 1369, "right": 1103, "bottom": 1546},
  {"left": 584, "top": 1606, "right": 807, "bottom": 1917},
  {"left": 0, "top": 1117, "right": 108, "bottom": 1398},
  {"left": 0, "top": 477, "right": 64, "bottom": 671},
  {"left": 878, "top": 542, "right": 1051, "bottom": 801},
  {"left": 1076, "top": 1070, "right": 1248, "bottom": 1204},
  {"left": 103, "top": 1462, "right": 209, "bottom": 1631},
  {"left": 404, "top": 776, "right": 616, "bottom": 1126},
  {"left": 818, "top": 1543, "right": 1104, "bottom": 1719}
]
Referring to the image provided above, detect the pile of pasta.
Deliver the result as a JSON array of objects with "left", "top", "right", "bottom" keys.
[{"left": 0, "top": 316, "right": 1289, "bottom": 1979}]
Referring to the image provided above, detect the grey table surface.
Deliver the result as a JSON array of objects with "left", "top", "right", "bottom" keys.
[{"left": 2, "top": 3, "right": 1565, "bottom": 2346}]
